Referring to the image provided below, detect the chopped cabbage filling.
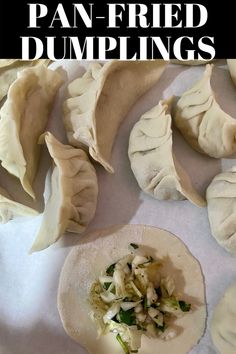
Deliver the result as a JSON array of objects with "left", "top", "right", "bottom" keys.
[{"left": 89, "top": 244, "right": 191, "bottom": 353}]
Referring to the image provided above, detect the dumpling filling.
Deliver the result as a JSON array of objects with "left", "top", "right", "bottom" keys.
[{"left": 89, "top": 244, "right": 191, "bottom": 354}]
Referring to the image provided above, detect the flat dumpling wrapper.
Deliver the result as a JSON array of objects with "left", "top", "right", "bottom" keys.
[
  {"left": 227, "top": 59, "right": 236, "bottom": 86},
  {"left": 128, "top": 99, "right": 205, "bottom": 207},
  {"left": 58, "top": 224, "right": 206, "bottom": 354},
  {"left": 0, "top": 186, "right": 38, "bottom": 223},
  {"left": 0, "top": 59, "right": 51, "bottom": 102},
  {"left": 30, "top": 132, "right": 98, "bottom": 253},
  {"left": 211, "top": 282, "right": 236, "bottom": 354},
  {"left": 174, "top": 64, "right": 236, "bottom": 158},
  {"left": 206, "top": 167, "right": 236, "bottom": 255},
  {"left": 0, "top": 65, "right": 63, "bottom": 199},
  {"left": 63, "top": 60, "right": 168, "bottom": 173}
]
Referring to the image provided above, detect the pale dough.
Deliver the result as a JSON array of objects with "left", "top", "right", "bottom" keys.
[
  {"left": 58, "top": 224, "right": 206, "bottom": 354},
  {"left": 227, "top": 59, "right": 236, "bottom": 86},
  {"left": 128, "top": 99, "right": 205, "bottom": 207},
  {"left": 206, "top": 167, "right": 236, "bottom": 255},
  {"left": 0, "top": 65, "right": 63, "bottom": 198},
  {"left": 30, "top": 132, "right": 98, "bottom": 253},
  {"left": 174, "top": 64, "right": 236, "bottom": 158},
  {"left": 211, "top": 283, "right": 236, "bottom": 354},
  {"left": 63, "top": 60, "right": 168, "bottom": 172}
]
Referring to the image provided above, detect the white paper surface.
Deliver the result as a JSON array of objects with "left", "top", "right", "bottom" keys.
[{"left": 1, "top": 60, "right": 236, "bottom": 354}]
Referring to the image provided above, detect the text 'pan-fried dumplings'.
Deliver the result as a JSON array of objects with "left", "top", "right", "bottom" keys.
[
  {"left": 206, "top": 167, "right": 236, "bottom": 255},
  {"left": 58, "top": 224, "right": 206, "bottom": 354},
  {"left": 0, "top": 65, "right": 63, "bottom": 199},
  {"left": 211, "top": 282, "right": 236, "bottom": 354},
  {"left": 227, "top": 59, "right": 236, "bottom": 86},
  {"left": 0, "top": 59, "right": 51, "bottom": 102},
  {"left": 128, "top": 99, "right": 206, "bottom": 207},
  {"left": 63, "top": 60, "right": 168, "bottom": 172},
  {"left": 0, "top": 186, "right": 38, "bottom": 224},
  {"left": 30, "top": 132, "right": 98, "bottom": 253},
  {"left": 174, "top": 64, "right": 236, "bottom": 158}
]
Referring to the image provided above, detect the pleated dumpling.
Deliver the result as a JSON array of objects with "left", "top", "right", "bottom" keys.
[
  {"left": 170, "top": 59, "right": 213, "bottom": 65},
  {"left": 30, "top": 132, "right": 98, "bottom": 253},
  {"left": 227, "top": 59, "right": 236, "bottom": 86},
  {"left": 128, "top": 99, "right": 205, "bottom": 207},
  {"left": 0, "top": 65, "right": 63, "bottom": 199},
  {"left": 206, "top": 167, "right": 236, "bottom": 255},
  {"left": 174, "top": 64, "right": 236, "bottom": 158},
  {"left": 63, "top": 60, "right": 168, "bottom": 172},
  {"left": 211, "top": 283, "right": 236, "bottom": 354},
  {"left": 0, "top": 186, "right": 38, "bottom": 223},
  {"left": 0, "top": 59, "right": 18, "bottom": 68},
  {"left": 0, "top": 59, "right": 51, "bottom": 102}
]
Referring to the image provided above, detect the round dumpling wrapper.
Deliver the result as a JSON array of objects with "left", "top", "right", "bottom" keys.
[
  {"left": 211, "top": 282, "right": 236, "bottom": 354},
  {"left": 58, "top": 224, "right": 206, "bottom": 354}
]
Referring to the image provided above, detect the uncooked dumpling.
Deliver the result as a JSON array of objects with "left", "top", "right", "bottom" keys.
[
  {"left": 0, "top": 59, "right": 51, "bottom": 102},
  {"left": 170, "top": 60, "right": 212, "bottom": 65},
  {"left": 206, "top": 167, "right": 236, "bottom": 255},
  {"left": 0, "top": 186, "right": 37, "bottom": 223},
  {"left": 0, "top": 65, "right": 63, "bottom": 199},
  {"left": 174, "top": 64, "right": 236, "bottom": 158},
  {"left": 63, "top": 60, "right": 168, "bottom": 172},
  {"left": 0, "top": 59, "right": 18, "bottom": 68},
  {"left": 128, "top": 99, "right": 205, "bottom": 207},
  {"left": 227, "top": 59, "right": 236, "bottom": 86},
  {"left": 211, "top": 282, "right": 236, "bottom": 354},
  {"left": 30, "top": 132, "right": 98, "bottom": 253},
  {"left": 58, "top": 224, "right": 206, "bottom": 354}
]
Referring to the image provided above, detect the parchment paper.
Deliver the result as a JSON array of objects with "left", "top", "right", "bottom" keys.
[{"left": 0, "top": 60, "right": 236, "bottom": 354}]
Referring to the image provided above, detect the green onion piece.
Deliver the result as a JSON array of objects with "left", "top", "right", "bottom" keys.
[
  {"left": 143, "top": 296, "right": 150, "bottom": 310},
  {"left": 103, "top": 282, "right": 112, "bottom": 290},
  {"left": 116, "top": 334, "right": 130, "bottom": 354},
  {"left": 106, "top": 263, "right": 116, "bottom": 276},
  {"left": 119, "top": 308, "right": 136, "bottom": 326},
  {"left": 130, "top": 243, "right": 139, "bottom": 249},
  {"left": 179, "top": 300, "right": 191, "bottom": 312}
]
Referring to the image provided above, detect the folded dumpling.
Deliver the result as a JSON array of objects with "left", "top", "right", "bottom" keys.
[
  {"left": 0, "top": 65, "right": 63, "bottom": 199},
  {"left": 170, "top": 59, "right": 212, "bottom": 65},
  {"left": 30, "top": 132, "right": 98, "bottom": 253},
  {"left": 128, "top": 99, "right": 205, "bottom": 206},
  {"left": 0, "top": 186, "right": 38, "bottom": 223},
  {"left": 63, "top": 60, "right": 168, "bottom": 172},
  {"left": 174, "top": 64, "right": 236, "bottom": 158},
  {"left": 0, "top": 59, "right": 51, "bottom": 102},
  {"left": 206, "top": 167, "right": 236, "bottom": 255},
  {"left": 0, "top": 59, "right": 18, "bottom": 68},
  {"left": 211, "top": 283, "right": 236, "bottom": 354},
  {"left": 227, "top": 59, "right": 236, "bottom": 86}
]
